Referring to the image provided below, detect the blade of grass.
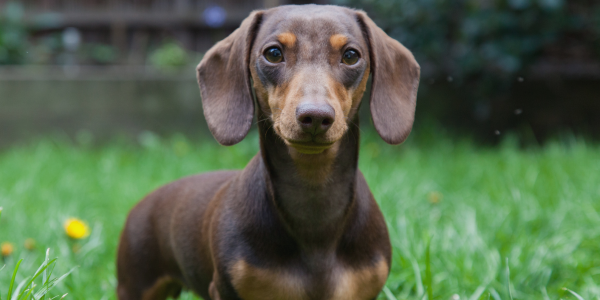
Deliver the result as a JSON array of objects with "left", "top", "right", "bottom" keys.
[
  {"left": 33, "top": 268, "right": 76, "bottom": 300},
  {"left": 562, "top": 288, "right": 585, "bottom": 300},
  {"left": 42, "top": 262, "right": 56, "bottom": 294},
  {"left": 7, "top": 259, "right": 23, "bottom": 300},
  {"left": 506, "top": 258, "right": 513, "bottom": 300},
  {"left": 383, "top": 286, "right": 399, "bottom": 300},
  {"left": 469, "top": 285, "right": 487, "bottom": 300},
  {"left": 11, "top": 277, "right": 31, "bottom": 300},
  {"left": 541, "top": 286, "right": 550, "bottom": 300},
  {"left": 425, "top": 238, "right": 433, "bottom": 300},
  {"left": 16, "top": 259, "right": 55, "bottom": 300},
  {"left": 489, "top": 288, "right": 501, "bottom": 300},
  {"left": 411, "top": 257, "right": 424, "bottom": 297},
  {"left": 20, "top": 284, "right": 35, "bottom": 300},
  {"left": 41, "top": 249, "right": 50, "bottom": 300}
]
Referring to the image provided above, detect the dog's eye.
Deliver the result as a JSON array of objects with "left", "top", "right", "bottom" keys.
[
  {"left": 264, "top": 47, "right": 283, "bottom": 63},
  {"left": 342, "top": 49, "right": 359, "bottom": 65}
]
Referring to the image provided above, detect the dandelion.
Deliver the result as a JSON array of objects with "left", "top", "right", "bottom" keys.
[
  {"left": 24, "top": 238, "right": 36, "bottom": 250},
  {"left": 428, "top": 191, "right": 443, "bottom": 204},
  {"left": 1, "top": 242, "right": 14, "bottom": 257},
  {"left": 64, "top": 218, "right": 90, "bottom": 239}
]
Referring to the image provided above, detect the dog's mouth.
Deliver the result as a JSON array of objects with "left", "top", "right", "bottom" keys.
[
  {"left": 273, "top": 121, "right": 342, "bottom": 154},
  {"left": 285, "top": 140, "right": 335, "bottom": 154}
]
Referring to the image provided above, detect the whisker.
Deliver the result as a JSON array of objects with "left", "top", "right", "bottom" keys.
[{"left": 256, "top": 117, "right": 271, "bottom": 125}]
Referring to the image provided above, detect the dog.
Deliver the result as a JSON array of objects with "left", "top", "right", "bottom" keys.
[{"left": 117, "top": 4, "right": 419, "bottom": 300}]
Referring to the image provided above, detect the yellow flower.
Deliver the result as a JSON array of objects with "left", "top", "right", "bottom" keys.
[
  {"left": 64, "top": 218, "right": 90, "bottom": 239},
  {"left": 24, "top": 238, "right": 36, "bottom": 250},
  {"left": 1, "top": 242, "right": 14, "bottom": 257},
  {"left": 428, "top": 191, "right": 443, "bottom": 204}
]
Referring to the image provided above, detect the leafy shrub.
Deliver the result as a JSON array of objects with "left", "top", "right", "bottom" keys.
[
  {"left": 149, "top": 42, "right": 189, "bottom": 70},
  {"left": 336, "top": 0, "right": 600, "bottom": 139},
  {"left": 83, "top": 43, "right": 118, "bottom": 65},
  {"left": 338, "top": 0, "right": 598, "bottom": 83},
  {"left": 0, "top": 2, "right": 29, "bottom": 65}
]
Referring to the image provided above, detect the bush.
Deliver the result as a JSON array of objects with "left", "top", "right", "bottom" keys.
[
  {"left": 338, "top": 0, "right": 598, "bottom": 83},
  {"left": 336, "top": 0, "right": 600, "bottom": 140},
  {"left": 0, "top": 2, "right": 29, "bottom": 65},
  {"left": 149, "top": 42, "right": 190, "bottom": 70}
]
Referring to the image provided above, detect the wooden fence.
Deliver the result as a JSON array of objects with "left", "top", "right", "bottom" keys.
[{"left": 0, "top": 0, "right": 284, "bottom": 56}]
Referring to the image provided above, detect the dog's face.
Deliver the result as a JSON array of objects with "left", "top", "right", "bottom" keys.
[
  {"left": 249, "top": 7, "right": 370, "bottom": 154},
  {"left": 197, "top": 5, "right": 420, "bottom": 150}
]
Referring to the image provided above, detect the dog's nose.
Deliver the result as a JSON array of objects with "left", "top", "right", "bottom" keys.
[{"left": 296, "top": 103, "right": 335, "bottom": 135}]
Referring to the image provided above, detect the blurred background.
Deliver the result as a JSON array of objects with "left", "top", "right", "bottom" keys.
[{"left": 1, "top": 0, "right": 599, "bottom": 147}]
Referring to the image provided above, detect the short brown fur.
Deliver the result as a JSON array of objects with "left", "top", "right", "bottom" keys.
[
  {"left": 141, "top": 277, "right": 181, "bottom": 300},
  {"left": 117, "top": 4, "right": 419, "bottom": 300}
]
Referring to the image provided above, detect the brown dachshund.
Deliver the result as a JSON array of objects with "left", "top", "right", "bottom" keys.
[{"left": 117, "top": 4, "right": 420, "bottom": 300}]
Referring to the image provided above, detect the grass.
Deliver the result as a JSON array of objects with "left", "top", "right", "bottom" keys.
[
  {"left": 0, "top": 129, "right": 599, "bottom": 299},
  {"left": 0, "top": 209, "right": 72, "bottom": 300}
]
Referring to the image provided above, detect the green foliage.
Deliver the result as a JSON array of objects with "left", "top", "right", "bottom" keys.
[
  {"left": 149, "top": 42, "right": 190, "bottom": 70},
  {"left": 0, "top": 130, "right": 599, "bottom": 299},
  {"left": 0, "top": 2, "right": 29, "bottom": 65},
  {"left": 86, "top": 44, "right": 118, "bottom": 65},
  {"left": 337, "top": 0, "right": 600, "bottom": 135},
  {"left": 338, "top": 0, "right": 597, "bottom": 82}
]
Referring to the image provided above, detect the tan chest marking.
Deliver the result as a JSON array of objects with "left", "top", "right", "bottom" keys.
[
  {"left": 231, "top": 259, "right": 388, "bottom": 300},
  {"left": 331, "top": 259, "right": 389, "bottom": 300},
  {"left": 230, "top": 260, "right": 308, "bottom": 300}
]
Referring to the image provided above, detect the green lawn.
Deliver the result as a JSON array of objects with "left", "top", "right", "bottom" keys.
[{"left": 1, "top": 130, "right": 599, "bottom": 299}]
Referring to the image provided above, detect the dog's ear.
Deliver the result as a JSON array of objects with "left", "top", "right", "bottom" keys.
[
  {"left": 356, "top": 11, "right": 420, "bottom": 145},
  {"left": 197, "top": 11, "right": 263, "bottom": 146}
]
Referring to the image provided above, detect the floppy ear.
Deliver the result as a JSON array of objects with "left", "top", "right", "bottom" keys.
[
  {"left": 196, "top": 11, "right": 263, "bottom": 146},
  {"left": 356, "top": 12, "right": 420, "bottom": 145}
]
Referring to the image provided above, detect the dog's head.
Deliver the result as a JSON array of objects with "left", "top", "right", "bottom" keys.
[{"left": 197, "top": 5, "right": 420, "bottom": 153}]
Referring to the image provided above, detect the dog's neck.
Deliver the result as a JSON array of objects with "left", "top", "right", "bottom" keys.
[{"left": 258, "top": 111, "right": 360, "bottom": 251}]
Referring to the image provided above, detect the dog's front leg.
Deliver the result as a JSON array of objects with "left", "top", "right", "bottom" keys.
[{"left": 208, "top": 275, "right": 222, "bottom": 300}]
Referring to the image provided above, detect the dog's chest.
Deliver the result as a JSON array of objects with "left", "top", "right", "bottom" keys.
[{"left": 229, "top": 259, "right": 388, "bottom": 300}]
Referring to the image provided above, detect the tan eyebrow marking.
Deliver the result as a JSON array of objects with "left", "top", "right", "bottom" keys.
[
  {"left": 277, "top": 32, "right": 297, "bottom": 48},
  {"left": 330, "top": 34, "right": 348, "bottom": 50}
]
